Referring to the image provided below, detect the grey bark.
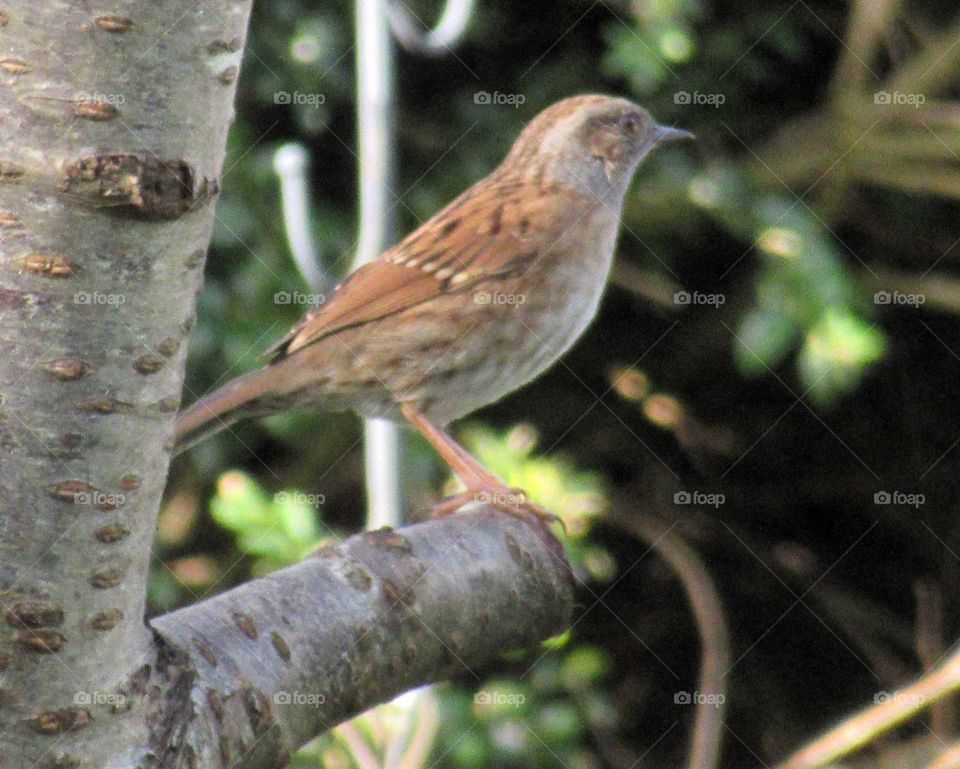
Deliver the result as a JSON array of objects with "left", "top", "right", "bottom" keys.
[
  {"left": 0, "top": 0, "right": 250, "bottom": 766},
  {"left": 0, "top": 3, "right": 574, "bottom": 767},
  {"left": 151, "top": 511, "right": 573, "bottom": 769}
]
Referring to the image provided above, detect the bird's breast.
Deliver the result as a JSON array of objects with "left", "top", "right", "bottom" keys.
[{"left": 513, "top": 206, "right": 619, "bottom": 373}]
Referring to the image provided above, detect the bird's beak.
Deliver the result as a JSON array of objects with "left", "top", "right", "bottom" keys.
[{"left": 654, "top": 124, "right": 695, "bottom": 143}]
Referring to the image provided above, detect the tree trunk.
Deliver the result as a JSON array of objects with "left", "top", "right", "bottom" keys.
[
  {"left": 0, "top": 1, "right": 252, "bottom": 765},
  {"left": 0, "top": 4, "right": 574, "bottom": 767}
]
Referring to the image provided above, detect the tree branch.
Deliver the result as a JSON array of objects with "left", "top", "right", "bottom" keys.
[{"left": 147, "top": 509, "right": 574, "bottom": 769}]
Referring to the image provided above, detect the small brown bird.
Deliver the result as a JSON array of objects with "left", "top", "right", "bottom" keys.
[{"left": 175, "top": 95, "right": 690, "bottom": 521}]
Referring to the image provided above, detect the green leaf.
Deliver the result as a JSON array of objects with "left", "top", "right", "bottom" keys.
[
  {"left": 561, "top": 646, "right": 611, "bottom": 691},
  {"left": 797, "top": 309, "right": 886, "bottom": 404},
  {"left": 210, "top": 471, "right": 327, "bottom": 572}
]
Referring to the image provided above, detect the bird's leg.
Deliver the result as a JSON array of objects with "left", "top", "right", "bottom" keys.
[{"left": 400, "top": 403, "right": 561, "bottom": 527}]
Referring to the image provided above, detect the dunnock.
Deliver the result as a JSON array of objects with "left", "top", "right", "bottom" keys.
[{"left": 175, "top": 94, "right": 691, "bottom": 521}]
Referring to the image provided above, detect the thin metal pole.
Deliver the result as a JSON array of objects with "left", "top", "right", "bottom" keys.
[
  {"left": 386, "top": 0, "right": 476, "bottom": 55},
  {"left": 273, "top": 143, "right": 328, "bottom": 291},
  {"left": 356, "top": 0, "right": 402, "bottom": 530}
]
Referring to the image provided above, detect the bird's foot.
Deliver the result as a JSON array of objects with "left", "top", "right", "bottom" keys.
[{"left": 430, "top": 485, "right": 565, "bottom": 531}]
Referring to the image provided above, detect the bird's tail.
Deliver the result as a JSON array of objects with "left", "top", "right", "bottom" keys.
[{"left": 173, "top": 367, "right": 279, "bottom": 454}]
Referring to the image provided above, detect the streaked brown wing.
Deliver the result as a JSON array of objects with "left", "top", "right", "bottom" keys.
[
  {"left": 267, "top": 177, "right": 584, "bottom": 360},
  {"left": 264, "top": 259, "right": 444, "bottom": 359}
]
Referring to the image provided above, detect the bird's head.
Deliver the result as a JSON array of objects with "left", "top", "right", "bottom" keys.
[{"left": 501, "top": 94, "right": 692, "bottom": 202}]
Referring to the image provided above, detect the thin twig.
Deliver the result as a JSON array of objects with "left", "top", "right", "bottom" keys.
[
  {"left": 611, "top": 261, "right": 684, "bottom": 311},
  {"left": 925, "top": 741, "right": 960, "bottom": 769},
  {"left": 889, "top": 12, "right": 960, "bottom": 95},
  {"left": 914, "top": 580, "right": 954, "bottom": 738},
  {"left": 862, "top": 268, "right": 960, "bottom": 315},
  {"left": 607, "top": 511, "right": 731, "bottom": 769},
  {"left": 830, "top": 0, "right": 898, "bottom": 98},
  {"left": 775, "top": 643, "right": 960, "bottom": 769}
]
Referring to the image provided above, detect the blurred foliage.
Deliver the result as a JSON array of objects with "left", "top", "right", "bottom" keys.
[
  {"left": 165, "top": 0, "right": 960, "bottom": 766},
  {"left": 690, "top": 168, "right": 887, "bottom": 401},
  {"left": 602, "top": 0, "right": 704, "bottom": 92},
  {"left": 210, "top": 471, "right": 331, "bottom": 574}
]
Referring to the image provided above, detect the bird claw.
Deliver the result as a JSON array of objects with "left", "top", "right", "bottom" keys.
[{"left": 429, "top": 486, "right": 566, "bottom": 533}]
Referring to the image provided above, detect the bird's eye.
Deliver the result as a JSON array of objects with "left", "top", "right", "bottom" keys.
[{"left": 619, "top": 112, "right": 642, "bottom": 133}]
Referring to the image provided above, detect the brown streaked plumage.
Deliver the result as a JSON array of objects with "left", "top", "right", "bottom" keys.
[{"left": 175, "top": 95, "right": 691, "bottom": 522}]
